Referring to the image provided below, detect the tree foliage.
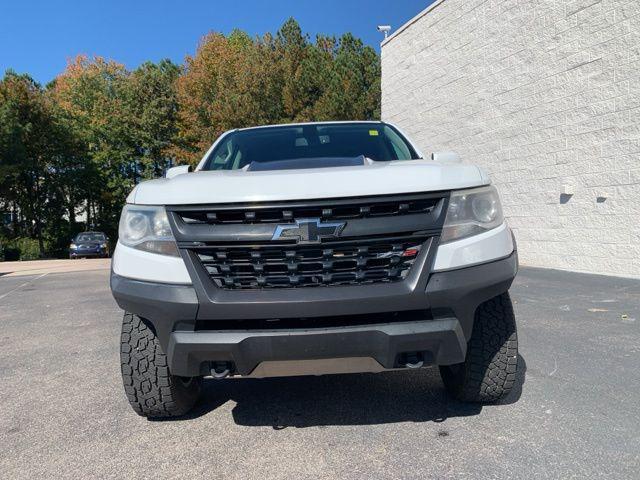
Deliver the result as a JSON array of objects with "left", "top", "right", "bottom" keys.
[
  {"left": 0, "top": 18, "right": 380, "bottom": 259},
  {"left": 0, "top": 71, "right": 83, "bottom": 256}
]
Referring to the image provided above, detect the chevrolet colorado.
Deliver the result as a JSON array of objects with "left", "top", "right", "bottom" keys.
[{"left": 111, "top": 121, "right": 518, "bottom": 418}]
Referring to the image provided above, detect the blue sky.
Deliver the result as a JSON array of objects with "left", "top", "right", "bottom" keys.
[{"left": 0, "top": 0, "right": 433, "bottom": 85}]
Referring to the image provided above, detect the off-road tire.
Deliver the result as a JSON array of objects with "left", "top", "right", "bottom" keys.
[
  {"left": 440, "top": 293, "right": 518, "bottom": 402},
  {"left": 120, "top": 313, "right": 201, "bottom": 418}
]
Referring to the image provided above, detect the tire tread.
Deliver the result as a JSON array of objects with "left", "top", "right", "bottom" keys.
[
  {"left": 120, "top": 313, "right": 200, "bottom": 418},
  {"left": 440, "top": 293, "right": 518, "bottom": 402}
]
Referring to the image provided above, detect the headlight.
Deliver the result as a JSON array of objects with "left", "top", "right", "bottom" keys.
[
  {"left": 441, "top": 185, "right": 504, "bottom": 243},
  {"left": 100, "top": 243, "right": 107, "bottom": 249},
  {"left": 118, "top": 205, "right": 179, "bottom": 256},
  {"left": 70, "top": 243, "right": 77, "bottom": 249}
]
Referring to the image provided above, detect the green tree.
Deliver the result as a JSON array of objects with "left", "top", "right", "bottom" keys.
[
  {"left": 313, "top": 33, "right": 380, "bottom": 120},
  {"left": 123, "top": 59, "right": 181, "bottom": 179},
  {"left": 0, "top": 70, "right": 88, "bottom": 256},
  {"left": 40, "top": 98, "right": 93, "bottom": 254},
  {"left": 276, "top": 17, "right": 310, "bottom": 120},
  {"left": 0, "top": 71, "right": 56, "bottom": 255},
  {"left": 50, "top": 56, "right": 136, "bottom": 237}
]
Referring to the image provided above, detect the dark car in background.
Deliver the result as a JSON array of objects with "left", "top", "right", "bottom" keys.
[{"left": 69, "top": 232, "right": 110, "bottom": 259}]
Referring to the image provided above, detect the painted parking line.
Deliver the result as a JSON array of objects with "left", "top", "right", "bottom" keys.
[{"left": 0, "top": 272, "right": 49, "bottom": 301}]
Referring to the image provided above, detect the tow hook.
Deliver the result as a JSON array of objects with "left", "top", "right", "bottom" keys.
[
  {"left": 210, "top": 362, "right": 232, "bottom": 379},
  {"left": 404, "top": 353, "right": 424, "bottom": 369}
]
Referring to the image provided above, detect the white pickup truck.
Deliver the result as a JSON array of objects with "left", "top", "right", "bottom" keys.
[{"left": 111, "top": 121, "right": 518, "bottom": 418}]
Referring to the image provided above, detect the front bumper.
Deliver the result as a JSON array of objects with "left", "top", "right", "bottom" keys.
[
  {"left": 168, "top": 318, "right": 465, "bottom": 376},
  {"left": 111, "top": 250, "right": 518, "bottom": 377},
  {"left": 71, "top": 248, "right": 106, "bottom": 257}
]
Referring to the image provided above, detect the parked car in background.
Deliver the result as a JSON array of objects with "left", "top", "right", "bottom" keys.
[{"left": 69, "top": 232, "right": 110, "bottom": 258}]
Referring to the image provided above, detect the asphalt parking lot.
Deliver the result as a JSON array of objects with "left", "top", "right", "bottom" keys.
[{"left": 0, "top": 263, "right": 638, "bottom": 479}]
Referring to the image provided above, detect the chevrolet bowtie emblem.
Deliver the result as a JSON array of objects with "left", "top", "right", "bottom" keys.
[{"left": 271, "top": 218, "right": 346, "bottom": 244}]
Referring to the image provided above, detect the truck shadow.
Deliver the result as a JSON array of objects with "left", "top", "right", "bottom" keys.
[{"left": 170, "top": 355, "right": 526, "bottom": 427}]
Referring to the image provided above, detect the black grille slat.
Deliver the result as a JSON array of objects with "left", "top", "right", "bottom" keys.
[
  {"left": 196, "top": 237, "right": 425, "bottom": 290},
  {"left": 174, "top": 196, "right": 440, "bottom": 225}
]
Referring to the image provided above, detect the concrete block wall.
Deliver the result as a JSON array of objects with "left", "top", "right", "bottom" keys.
[{"left": 381, "top": 0, "right": 640, "bottom": 277}]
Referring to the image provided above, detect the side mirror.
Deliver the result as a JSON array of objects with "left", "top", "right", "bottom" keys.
[
  {"left": 431, "top": 151, "right": 461, "bottom": 164},
  {"left": 165, "top": 165, "right": 192, "bottom": 179}
]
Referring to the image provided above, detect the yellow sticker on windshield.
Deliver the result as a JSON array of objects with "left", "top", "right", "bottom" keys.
[{"left": 369, "top": 130, "right": 379, "bottom": 136}]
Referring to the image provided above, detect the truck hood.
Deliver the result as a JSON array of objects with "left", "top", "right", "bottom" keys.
[{"left": 128, "top": 159, "right": 489, "bottom": 205}]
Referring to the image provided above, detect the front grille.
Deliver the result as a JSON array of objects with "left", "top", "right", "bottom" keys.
[
  {"left": 175, "top": 195, "right": 440, "bottom": 225},
  {"left": 168, "top": 193, "right": 447, "bottom": 290},
  {"left": 196, "top": 236, "right": 427, "bottom": 289}
]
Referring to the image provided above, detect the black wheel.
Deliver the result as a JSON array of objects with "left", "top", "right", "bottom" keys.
[
  {"left": 120, "top": 313, "right": 201, "bottom": 418},
  {"left": 440, "top": 292, "right": 518, "bottom": 402}
]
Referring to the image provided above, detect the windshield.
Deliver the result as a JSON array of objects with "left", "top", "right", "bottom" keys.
[
  {"left": 75, "top": 233, "right": 106, "bottom": 243},
  {"left": 202, "top": 123, "right": 420, "bottom": 171}
]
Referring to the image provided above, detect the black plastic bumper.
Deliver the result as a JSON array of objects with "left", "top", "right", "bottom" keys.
[
  {"left": 167, "top": 317, "right": 465, "bottom": 376},
  {"left": 111, "top": 251, "right": 518, "bottom": 377}
]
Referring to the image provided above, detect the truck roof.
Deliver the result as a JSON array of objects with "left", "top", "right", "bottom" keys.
[{"left": 237, "top": 120, "right": 384, "bottom": 132}]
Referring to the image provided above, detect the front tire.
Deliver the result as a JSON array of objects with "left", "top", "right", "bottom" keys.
[
  {"left": 120, "top": 313, "right": 201, "bottom": 418},
  {"left": 440, "top": 293, "right": 518, "bottom": 402}
]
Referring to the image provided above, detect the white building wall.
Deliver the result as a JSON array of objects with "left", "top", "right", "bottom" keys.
[{"left": 381, "top": 0, "right": 640, "bottom": 277}]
